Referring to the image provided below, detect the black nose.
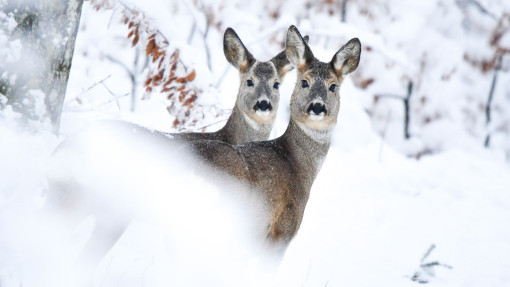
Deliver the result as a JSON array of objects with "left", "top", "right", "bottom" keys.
[
  {"left": 254, "top": 100, "right": 273, "bottom": 112},
  {"left": 307, "top": 103, "right": 327, "bottom": 115}
]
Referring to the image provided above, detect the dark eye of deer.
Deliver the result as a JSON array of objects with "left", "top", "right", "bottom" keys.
[
  {"left": 301, "top": 80, "right": 309, "bottom": 88},
  {"left": 329, "top": 84, "right": 336, "bottom": 92},
  {"left": 247, "top": 79, "right": 254, "bottom": 87},
  {"left": 273, "top": 82, "right": 280, "bottom": 89}
]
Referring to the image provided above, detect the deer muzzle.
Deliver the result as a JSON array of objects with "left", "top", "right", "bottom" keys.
[
  {"left": 254, "top": 100, "right": 273, "bottom": 112},
  {"left": 307, "top": 102, "right": 327, "bottom": 116}
]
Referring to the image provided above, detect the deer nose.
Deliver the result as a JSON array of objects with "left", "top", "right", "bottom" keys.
[
  {"left": 307, "top": 102, "right": 327, "bottom": 115},
  {"left": 254, "top": 100, "right": 273, "bottom": 112}
]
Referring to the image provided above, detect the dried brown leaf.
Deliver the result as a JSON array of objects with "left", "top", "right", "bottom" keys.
[
  {"left": 182, "top": 94, "right": 197, "bottom": 106},
  {"left": 171, "top": 50, "right": 180, "bottom": 61},
  {"left": 186, "top": 70, "right": 196, "bottom": 82},
  {"left": 162, "top": 86, "right": 176, "bottom": 93},
  {"left": 146, "top": 39, "right": 156, "bottom": 55},
  {"left": 132, "top": 34, "right": 139, "bottom": 47},
  {"left": 158, "top": 56, "right": 165, "bottom": 69}
]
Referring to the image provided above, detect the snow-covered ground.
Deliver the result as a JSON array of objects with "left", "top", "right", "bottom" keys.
[{"left": 1, "top": 0, "right": 510, "bottom": 286}]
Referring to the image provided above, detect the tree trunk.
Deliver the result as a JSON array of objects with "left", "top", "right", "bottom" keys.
[{"left": 0, "top": 0, "right": 84, "bottom": 133}]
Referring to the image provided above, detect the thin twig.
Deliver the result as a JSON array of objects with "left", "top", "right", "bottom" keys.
[
  {"left": 85, "top": 75, "right": 112, "bottom": 93},
  {"left": 408, "top": 244, "right": 452, "bottom": 284},
  {"left": 485, "top": 55, "right": 503, "bottom": 147},
  {"left": 106, "top": 53, "right": 141, "bottom": 111},
  {"left": 421, "top": 244, "right": 436, "bottom": 263},
  {"left": 203, "top": 12, "right": 212, "bottom": 72},
  {"left": 215, "top": 65, "right": 231, "bottom": 88},
  {"left": 374, "top": 93, "right": 405, "bottom": 100},
  {"left": 457, "top": 0, "right": 497, "bottom": 20},
  {"left": 106, "top": 55, "right": 135, "bottom": 79},
  {"left": 374, "top": 80, "right": 413, "bottom": 140},
  {"left": 181, "top": 0, "right": 212, "bottom": 72},
  {"left": 117, "top": 0, "right": 170, "bottom": 45},
  {"left": 301, "top": 261, "right": 312, "bottom": 287},
  {"left": 66, "top": 75, "right": 112, "bottom": 104},
  {"left": 341, "top": 0, "right": 348, "bottom": 22},
  {"left": 189, "top": 117, "right": 228, "bottom": 131},
  {"left": 187, "top": 20, "right": 196, "bottom": 44},
  {"left": 421, "top": 261, "right": 453, "bottom": 269},
  {"left": 404, "top": 81, "right": 413, "bottom": 139},
  {"left": 63, "top": 93, "right": 128, "bottom": 113},
  {"left": 100, "top": 82, "right": 125, "bottom": 111}
]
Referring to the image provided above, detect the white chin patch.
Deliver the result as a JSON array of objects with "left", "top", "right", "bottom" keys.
[
  {"left": 309, "top": 112, "right": 325, "bottom": 121},
  {"left": 255, "top": 110, "right": 271, "bottom": 117}
]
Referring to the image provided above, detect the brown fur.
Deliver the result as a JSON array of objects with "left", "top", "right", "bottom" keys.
[{"left": 184, "top": 26, "right": 361, "bottom": 253}]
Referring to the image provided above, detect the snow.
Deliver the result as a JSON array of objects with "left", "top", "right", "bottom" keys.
[{"left": 2, "top": 0, "right": 510, "bottom": 286}]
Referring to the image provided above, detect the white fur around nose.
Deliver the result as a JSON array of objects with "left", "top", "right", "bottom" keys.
[
  {"left": 309, "top": 113, "right": 325, "bottom": 121},
  {"left": 255, "top": 110, "right": 271, "bottom": 117}
]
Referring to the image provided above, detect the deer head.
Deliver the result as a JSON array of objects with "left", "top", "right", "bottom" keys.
[
  {"left": 223, "top": 28, "right": 308, "bottom": 127},
  {"left": 285, "top": 25, "right": 360, "bottom": 142}
]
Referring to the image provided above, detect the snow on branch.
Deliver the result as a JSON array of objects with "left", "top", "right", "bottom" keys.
[{"left": 89, "top": 0, "right": 207, "bottom": 129}]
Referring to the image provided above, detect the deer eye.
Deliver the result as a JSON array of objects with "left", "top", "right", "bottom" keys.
[
  {"left": 247, "top": 80, "right": 254, "bottom": 87},
  {"left": 329, "top": 84, "right": 336, "bottom": 92},
  {"left": 273, "top": 82, "right": 280, "bottom": 89},
  {"left": 301, "top": 80, "right": 309, "bottom": 88}
]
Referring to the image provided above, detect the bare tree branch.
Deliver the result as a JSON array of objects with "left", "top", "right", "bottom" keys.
[
  {"left": 374, "top": 81, "right": 414, "bottom": 140},
  {"left": 181, "top": 0, "right": 213, "bottom": 72},
  {"left": 484, "top": 55, "right": 503, "bottom": 147}
]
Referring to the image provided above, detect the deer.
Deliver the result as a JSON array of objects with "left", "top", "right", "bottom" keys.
[
  {"left": 169, "top": 28, "right": 308, "bottom": 144},
  {"left": 46, "top": 25, "right": 358, "bottom": 265},
  {"left": 183, "top": 25, "right": 361, "bottom": 254}
]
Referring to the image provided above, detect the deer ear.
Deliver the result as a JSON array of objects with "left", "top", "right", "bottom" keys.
[
  {"left": 223, "top": 28, "right": 255, "bottom": 72},
  {"left": 271, "top": 49, "right": 293, "bottom": 78},
  {"left": 271, "top": 35, "right": 310, "bottom": 78},
  {"left": 286, "top": 26, "right": 314, "bottom": 69},
  {"left": 331, "top": 38, "right": 361, "bottom": 76}
]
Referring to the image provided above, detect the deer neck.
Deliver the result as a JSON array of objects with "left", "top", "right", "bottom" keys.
[
  {"left": 218, "top": 101, "right": 272, "bottom": 144},
  {"left": 278, "top": 119, "right": 333, "bottom": 190}
]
